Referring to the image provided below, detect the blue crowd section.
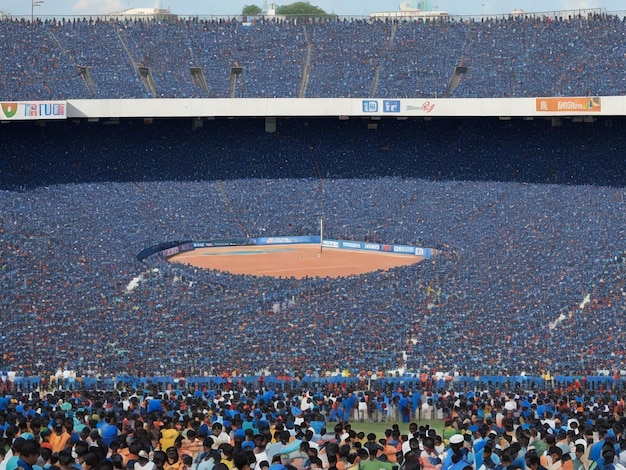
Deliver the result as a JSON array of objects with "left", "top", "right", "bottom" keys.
[
  {"left": 1, "top": 14, "right": 625, "bottom": 100},
  {"left": 3, "top": 116, "right": 626, "bottom": 378},
  {"left": 3, "top": 117, "right": 626, "bottom": 190}
]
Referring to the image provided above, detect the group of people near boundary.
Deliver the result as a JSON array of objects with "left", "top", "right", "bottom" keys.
[{"left": 2, "top": 385, "right": 626, "bottom": 470}]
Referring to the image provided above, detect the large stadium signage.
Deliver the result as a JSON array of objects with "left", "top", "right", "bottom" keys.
[
  {"left": 0, "top": 101, "right": 67, "bottom": 120},
  {"left": 536, "top": 97, "right": 601, "bottom": 113}
]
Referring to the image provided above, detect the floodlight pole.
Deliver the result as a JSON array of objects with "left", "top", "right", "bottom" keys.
[{"left": 32, "top": 0, "right": 44, "bottom": 25}]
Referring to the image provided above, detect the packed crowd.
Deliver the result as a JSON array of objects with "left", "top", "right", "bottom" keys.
[
  {"left": 1, "top": 116, "right": 626, "bottom": 379},
  {"left": 1, "top": 385, "right": 626, "bottom": 470},
  {"left": 1, "top": 13, "right": 625, "bottom": 100}
]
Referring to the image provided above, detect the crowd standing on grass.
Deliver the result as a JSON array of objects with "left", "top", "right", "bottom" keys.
[
  {"left": 2, "top": 385, "right": 626, "bottom": 470},
  {"left": 1, "top": 12, "right": 626, "bottom": 100}
]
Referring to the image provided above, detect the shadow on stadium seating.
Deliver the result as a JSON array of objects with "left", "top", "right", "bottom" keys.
[{"left": 1, "top": 117, "right": 625, "bottom": 190}]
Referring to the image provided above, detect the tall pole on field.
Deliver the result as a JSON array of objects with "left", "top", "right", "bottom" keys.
[{"left": 319, "top": 217, "right": 323, "bottom": 254}]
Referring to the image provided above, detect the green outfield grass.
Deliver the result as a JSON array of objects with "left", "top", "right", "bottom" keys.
[{"left": 327, "top": 420, "right": 444, "bottom": 437}]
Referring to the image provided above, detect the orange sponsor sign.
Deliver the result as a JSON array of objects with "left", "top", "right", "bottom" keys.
[{"left": 536, "top": 97, "right": 601, "bottom": 112}]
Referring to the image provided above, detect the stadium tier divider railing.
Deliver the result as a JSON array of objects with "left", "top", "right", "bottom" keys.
[{"left": 138, "top": 237, "right": 436, "bottom": 261}]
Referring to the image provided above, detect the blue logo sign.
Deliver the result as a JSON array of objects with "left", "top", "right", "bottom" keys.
[
  {"left": 362, "top": 100, "right": 378, "bottom": 112},
  {"left": 383, "top": 100, "right": 401, "bottom": 112}
]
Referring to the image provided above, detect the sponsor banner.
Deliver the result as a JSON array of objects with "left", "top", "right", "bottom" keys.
[
  {"left": 322, "top": 240, "right": 340, "bottom": 248},
  {"left": 536, "top": 97, "right": 601, "bottom": 113},
  {"left": 256, "top": 236, "right": 319, "bottom": 245},
  {"left": 159, "top": 242, "right": 194, "bottom": 258},
  {"left": 361, "top": 99, "right": 435, "bottom": 115},
  {"left": 404, "top": 100, "right": 436, "bottom": 114},
  {"left": 341, "top": 241, "right": 362, "bottom": 249},
  {"left": 382, "top": 100, "right": 401, "bottom": 113},
  {"left": 362, "top": 100, "right": 378, "bottom": 112},
  {"left": 364, "top": 243, "right": 380, "bottom": 251},
  {"left": 1, "top": 101, "right": 67, "bottom": 120},
  {"left": 393, "top": 245, "right": 415, "bottom": 254},
  {"left": 194, "top": 241, "right": 216, "bottom": 248},
  {"left": 194, "top": 239, "right": 249, "bottom": 248}
]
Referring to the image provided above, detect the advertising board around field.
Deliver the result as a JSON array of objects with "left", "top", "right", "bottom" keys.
[
  {"left": 323, "top": 239, "right": 432, "bottom": 258},
  {"left": 1, "top": 101, "right": 67, "bottom": 120}
]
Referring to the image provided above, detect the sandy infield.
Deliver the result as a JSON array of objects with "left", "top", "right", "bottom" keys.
[{"left": 168, "top": 244, "right": 425, "bottom": 279}]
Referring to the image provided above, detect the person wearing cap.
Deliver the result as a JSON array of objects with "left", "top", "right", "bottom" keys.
[
  {"left": 135, "top": 451, "right": 156, "bottom": 470},
  {"left": 442, "top": 434, "right": 472, "bottom": 470},
  {"left": 447, "top": 443, "right": 473, "bottom": 470},
  {"left": 568, "top": 421, "right": 581, "bottom": 438}
]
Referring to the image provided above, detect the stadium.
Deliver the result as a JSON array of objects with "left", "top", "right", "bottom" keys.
[{"left": 2, "top": 4, "right": 626, "bottom": 391}]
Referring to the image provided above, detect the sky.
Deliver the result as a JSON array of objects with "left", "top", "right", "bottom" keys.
[{"left": 1, "top": 0, "right": 624, "bottom": 19}]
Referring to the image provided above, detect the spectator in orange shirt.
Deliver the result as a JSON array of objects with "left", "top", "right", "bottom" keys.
[
  {"left": 382, "top": 439, "right": 398, "bottom": 465},
  {"left": 49, "top": 422, "right": 71, "bottom": 454}
]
